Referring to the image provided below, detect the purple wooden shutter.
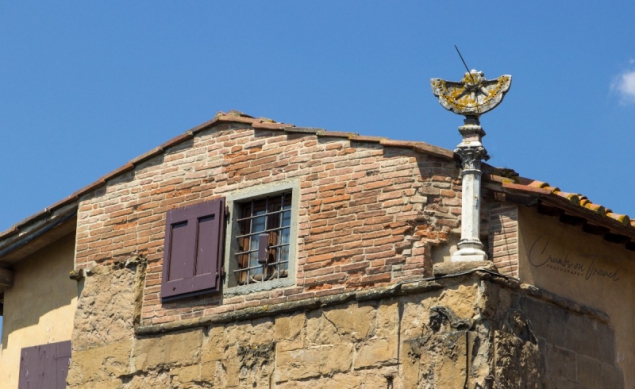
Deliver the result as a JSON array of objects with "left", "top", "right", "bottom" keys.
[
  {"left": 18, "top": 341, "right": 71, "bottom": 389},
  {"left": 161, "top": 198, "right": 225, "bottom": 300}
]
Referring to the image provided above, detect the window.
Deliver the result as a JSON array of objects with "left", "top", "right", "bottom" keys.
[
  {"left": 161, "top": 198, "right": 225, "bottom": 301},
  {"left": 224, "top": 181, "right": 299, "bottom": 294},
  {"left": 235, "top": 193, "right": 291, "bottom": 285}
]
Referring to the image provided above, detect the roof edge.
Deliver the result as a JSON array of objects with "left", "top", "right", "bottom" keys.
[{"left": 0, "top": 110, "right": 458, "bottom": 243}]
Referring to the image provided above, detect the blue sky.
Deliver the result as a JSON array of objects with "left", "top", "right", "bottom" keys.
[{"left": 1, "top": 1, "right": 635, "bottom": 233}]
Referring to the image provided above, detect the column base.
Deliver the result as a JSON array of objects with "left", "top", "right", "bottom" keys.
[{"left": 451, "top": 248, "right": 489, "bottom": 262}]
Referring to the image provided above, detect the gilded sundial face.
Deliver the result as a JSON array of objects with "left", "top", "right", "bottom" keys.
[{"left": 431, "top": 70, "right": 511, "bottom": 117}]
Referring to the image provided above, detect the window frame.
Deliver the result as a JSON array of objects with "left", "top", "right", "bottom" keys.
[{"left": 223, "top": 180, "right": 299, "bottom": 296}]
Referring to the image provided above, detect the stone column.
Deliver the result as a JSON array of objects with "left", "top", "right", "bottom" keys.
[{"left": 451, "top": 116, "right": 488, "bottom": 262}]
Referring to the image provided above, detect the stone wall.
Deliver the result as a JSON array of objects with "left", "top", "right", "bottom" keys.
[
  {"left": 519, "top": 297, "right": 623, "bottom": 389},
  {"left": 66, "top": 259, "right": 622, "bottom": 388}
]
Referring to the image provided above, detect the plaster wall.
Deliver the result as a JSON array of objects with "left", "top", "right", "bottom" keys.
[
  {"left": 0, "top": 232, "right": 78, "bottom": 389},
  {"left": 518, "top": 207, "right": 633, "bottom": 388}
]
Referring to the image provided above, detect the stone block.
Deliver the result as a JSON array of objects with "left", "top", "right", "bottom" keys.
[
  {"left": 66, "top": 340, "right": 132, "bottom": 386},
  {"left": 602, "top": 362, "right": 625, "bottom": 389},
  {"left": 375, "top": 300, "right": 399, "bottom": 339},
  {"left": 276, "top": 343, "right": 353, "bottom": 382},
  {"left": 545, "top": 344, "right": 577, "bottom": 382},
  {"left": 519, "top": 297, "right": 568, "bottom": 348},
  {"left": 576, "top": 355, "right": 603, "bottom": 389},
  {"left": 200, "top": 360, "right": 235, "bottom": 388},
  {"left": 564, "top": 314, "right": 615, "bottom": 363},
  {"left": 201, "top": 325, "right": 228, "bottom": 363},
  {"left": 276, "top": 373, "right": 364, "bottom": 389},
  {"left": 275, "top": 313, "right": 305, "bottom": 351},
  {"left": 72, "top": 267, "right": 137, "bottom": 350},
  {"left": 132, "top": 329, "right": 204, "bottom": 371},
  {"left": 355, "top": 337, "right": 398, "bottom": 368},
  {"left": 432, "top": 260, "right": 497, "bottom": 277},
  {"left": 170, "top": 364, "right": 201, "bottom": 383},
  {"left": 398, "top": 297, "right": 426, "bottom": 340},
  {"left": 322, "top": 303, "right": 374, "bottom": 341},
  {"left": 434, "top": 332, "right": 468, "bottom": 388},
  {"left": 437, "top": 283, "right": 479, "bottom": 320},
  {"left": 305, "top": 309, "right": 341, "bottom": 346},
  {"left": 545, "top": 378, "right": 583, "bottom": 389}
]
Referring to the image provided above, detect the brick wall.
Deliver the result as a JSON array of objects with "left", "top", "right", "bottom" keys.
[
  {"left": 488, "top": 203, "right": 519, "bottom": 277},
  {"left": 75, "top": 123, "right": 463, "bottom": 326}
]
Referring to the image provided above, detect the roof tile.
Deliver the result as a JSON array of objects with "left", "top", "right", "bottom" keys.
[
  {"left": 502, "top": 182, "right": 552, "bottom": 195},
  {"left": 379, "top": 139, "right": 417, "bottom": 148},
  {"left": 607, "top": 213, "right": 630, "bottom": 225},
  {"left": 318, "top": 130, "right": 359, "bottom": 138},
  {"left": 528, "top": 181, "right": 549, "bottom": 189},
  {"left": 584, "top": 203, "right": 606, "bottom": 215},
  {"left": 216, "top": 114, "right": 258, "bottom": 124},
  {"left": 129, "top": 147, "right": 165, "bottom": 166},
  {"left": 101, "top": 162, "right": 135, "bottom": 183},
  {"left": 159, "top": 131, "right": 194, "bottom": 150},
  {"left": 252, "top": 121, "right": 290, "bottom": 130},
  {"left": 555, "top": 191, "right": 580, "bottom": 204},
  {"left": 349, "top": 135, "right": 386, "bottom": 143},
  {"left": 282, "top": 127, "right": 322, "bottom": 134}
]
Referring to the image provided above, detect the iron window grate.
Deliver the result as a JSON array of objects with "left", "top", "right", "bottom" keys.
[{"left": 235, "top": 192, "right": 291, "bottom": 285}]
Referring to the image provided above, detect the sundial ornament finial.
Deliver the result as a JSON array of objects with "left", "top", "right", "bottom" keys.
[{"left": 431, "top": 70, "right": 511, "bottom": 117}]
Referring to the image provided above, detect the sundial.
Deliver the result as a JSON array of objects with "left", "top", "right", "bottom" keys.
[
  {"left": 431, "top": 70, "right": 511, "bottom": 117},
  {"left": 430, "top": 62, "right": 512, "bottom": 263}
]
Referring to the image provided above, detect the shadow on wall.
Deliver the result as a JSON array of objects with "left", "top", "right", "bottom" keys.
[{"left": 2, "top": 233, "right": 77, "bottom": 350}]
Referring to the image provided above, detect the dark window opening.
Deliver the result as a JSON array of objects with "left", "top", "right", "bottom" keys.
[{"left": 235, "top": 193, "right": 291, "bottom": 285}]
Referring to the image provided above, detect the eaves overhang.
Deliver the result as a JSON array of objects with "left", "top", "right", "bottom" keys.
[
  {"left": 0, "top": 202, "right": 78, "bottom": 265},
  {"left": 484, "top": 175, "right": 635, "bottom": 252}
]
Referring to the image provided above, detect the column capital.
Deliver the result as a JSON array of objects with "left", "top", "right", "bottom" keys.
[{"left": 455, "top": 144, "right": 488, "bottom": 173}]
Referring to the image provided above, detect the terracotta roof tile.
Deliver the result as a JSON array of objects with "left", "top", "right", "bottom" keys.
[
  {"left": 379, "top": 139, "right": 418, "bottom": 148},
  {"left": 318, "top": 130, "right": 359, "bottom": 138},
  {"left": 413, "top": 143, "right": 456, "bottom": 159},
  {"left": 282, "top": 127, "right": 321, "bottom": 134},
  {"left": 100, "top": 162, "right": 135, "bottom": 183},
  {"left": 502, "top": 182, "right": 552, "bottom": 195},
  {"left": 555, "top": 191, "right": 580, "bottom": 204},
  {"left": 607, "top": 213, "right": 630, "bottom": 225},
  {"left": 48, "top": 193, "right": 80, "bottom": 212},
  {"left": 349, "top": 135, "right": 386, "bottom": 143},
  {"left": 528, "top": 181, "right": 549, "bottom": 189},
  {"left": 584, "top": 203, "right": 606, "bottom": 214},
  {"left": 500, "top": 178, "right": 635, "bottom": 240},
  {"left": 251, "top": 121, "right": 290, "bottom": 130},
  {"left": 159, "top": 131, "right": 195, "bottom": 150}
]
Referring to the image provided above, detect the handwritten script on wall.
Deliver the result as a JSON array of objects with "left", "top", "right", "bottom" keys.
[{"left": 528, "top": 234, "right": 620, "bottom": 282}]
